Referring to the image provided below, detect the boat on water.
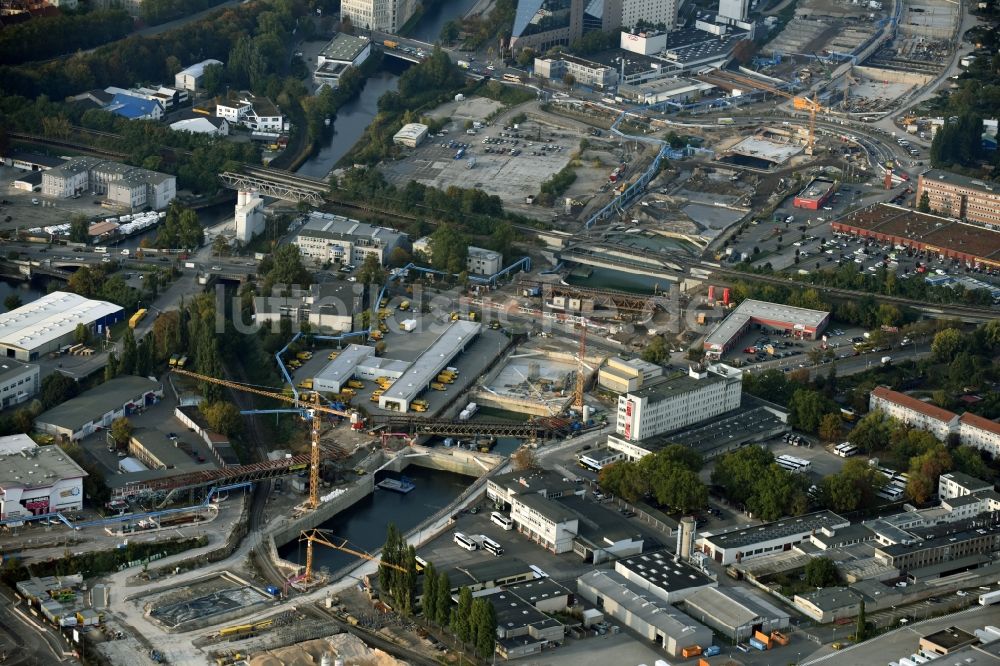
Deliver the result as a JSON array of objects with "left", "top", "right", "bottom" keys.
[{"left": 377, "top": 476, "right": 415, "bottom": 494}]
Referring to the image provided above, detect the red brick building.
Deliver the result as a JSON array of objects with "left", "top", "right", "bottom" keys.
[
  {"left": 793, "top": 177, "right": 836, "bottom": 210},
  {"left": 917, "top": 169, "right": 1000, "bottom": 227}
]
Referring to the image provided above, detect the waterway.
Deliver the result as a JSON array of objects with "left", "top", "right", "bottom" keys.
[
  {"left": 277, "top": 464, "right": 471, "bottom": 572},
  {"left": 406, "top": 0, "right": 481, "bottom": 43},
  {"left": 0, "top": 278, "right": 46, "bottom": 307}
]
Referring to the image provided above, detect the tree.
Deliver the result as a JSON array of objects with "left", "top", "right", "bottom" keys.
[
  {"left": 74, "top": 323, "right": 90, "bottom": 345},
  {"left": 422, "top": 562, "right": 438, "bottom": 620},
  {"left": 200, "top": 402, "right": 243, "bottom": 436},
  {"left": 818, "top": 413, "right": 843, "bottom": 443},
  {"left": 788, "top": 389, "right": 834, "bottom": 433},
  {"left": 820, "top": 458, "right": 887, "bottom": 512},
  {"left": 69, "top": 215, "right": 89, "bottom": 243},
  {"left": 748, "top": 464, "right": 809, "bottom": 521},
  {"left": 931, "top": 328, "right": 963, "bottom": 363},
  {"left": 388, "top": 247, "right": 411, "bottom": 268},
  {"left": 110, "top": 417, "right": 132, "bottom": 447},
  {"left": 562, "top": 73, "right": 576, "bottom": 86},
  {"left": 452, "top": 587, "right": 474, "bottom": 643},
  {"left": 848, "top": 410, "right": 892, "bottom": 453},
  {"left": 472, "top": 597, "right": 497, "bottom": 659},
  {"left": 952, "top": 446, "right": 990, "bottom": 480},
  {"left": 261, "top": 243, "right": 311, "bottom": 292},
  {"left": 804, "top": 557, "right": 840, "bottom": 587},
  {"left": 906, "top": 444, "right": 953, "bottom": 503},
  {"left": 856, "top": 600, "right": 868, "bottom": 641},
  {"left": 120, "top": 328, "right": 137, "bottom": 376},
  {"left": 40, "top": 373, "right": 79, "bottom": 410},
  {"left": 918, "top": 191, "right": 931, "bottom": 213},
  {"left": 641, "top": 337, "right": 669, "bottom": 364},
  {"left": 439, "top": 19, "right": 460, "bottom": 43},
  {"left": 511, "top": 447, "right": 540, "bottom": 471},
  {"left": 380, "top": 523, "right": 403, "bottom": 601},
  {"left": 434, "top": 571, "right": 452, "bottom": 626},
  {"left": 358, "top": 253, "right": 386, "bottom": 285},
  {"left": 104, "top": 351, "right": 119, "bottom": 381},
  {"left": 3, "top": 294, "right": 22, "bottom": 312},
  {"left": 712, "top": 446, "right": 775, "bottom": 506}
]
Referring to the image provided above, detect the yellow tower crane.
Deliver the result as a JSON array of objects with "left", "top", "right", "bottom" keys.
[
  {"left": 171, "top": 368, "right": 353, "bottom": 511},
  {"left": 574, "top": 322, "right": 587, "bottom": 413},
  {"left": 299, "top": 528, "right": 408, "bottom": 586},
  {"left": 709, "top": 70, "right": 832, "bottom": 155}
]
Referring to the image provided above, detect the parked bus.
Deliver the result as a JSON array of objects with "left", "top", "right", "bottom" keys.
[
  {"left": 481, "top": 536, "right": 504, "bottom": 557},
  {"left": 834, "top": 442, "right": 858, "bottom": 457},
  {"left": 503, "top": 73, "right": 521, "bottom": 83},
  {"left": 491, "top": 511, "right": 514, "bottom": 531},
  {"left": 454, "top": 532, "right": 478, "bottom": 551},
  {"left": 415, "top": 555, "right": 428, "bottom": 574}
]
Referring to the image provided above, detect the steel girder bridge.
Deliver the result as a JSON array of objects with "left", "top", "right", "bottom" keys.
[
  {"left": 378, "top": 416, "right": 573, "bottom": 439},
  {"left": 516, "top": 279, "right": 671, "bottom": 314},
  {"left": 219, "top": 171, "right": 325, "bottom": 205}
]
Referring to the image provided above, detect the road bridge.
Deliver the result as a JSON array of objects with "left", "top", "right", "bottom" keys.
[
  {"left": 377, "top": 416, "right": 574, "bottom": 439},
  {"left": 515, "top": 279, "right": 671, "bottom": 313}
]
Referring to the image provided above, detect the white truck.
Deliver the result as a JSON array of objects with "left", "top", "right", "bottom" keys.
[
  {"left": 980, "top": 590, "right": 1000, "bottom": 606},
  {"left": 881, "top": 356, "right": 892, "bottom": 365}
]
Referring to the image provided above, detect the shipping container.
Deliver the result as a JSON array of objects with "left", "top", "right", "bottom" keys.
[
  {"left": 749, "top": 637, "right": 768, "bottom": 651},
  {"left": 754, "top": 630, "right": 772, "bottom": 648},
  {"left": 980, "top": 590, "right": 1000, "bottom": 605},
  {"left": 681, "top": 645, "right": 702, "bottom": 657}
]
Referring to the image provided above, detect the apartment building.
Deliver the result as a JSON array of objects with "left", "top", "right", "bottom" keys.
[
  {"left": 958, "top": 412, "right": 1000, "bottom": 457},
  {"left": 622, "top": 0, "right": 678, "bottom": 30},
  {"left": 614, "top": 364, "right": 742, "bottom": 444},
  {"left": 340, "top": 0, "right": 416, "bottom": 33},
  {"left": 938, "top": 472, "right": 992, "bottom": 500},
  {"left": 214, "top": 92, "right": 285, "bottom": 133},
  {"left": 917, "top": 169, "right": 1000, "bottom": 227},
  {"left": 869, "top": 387, "right": 1000, "bottom": 455}
]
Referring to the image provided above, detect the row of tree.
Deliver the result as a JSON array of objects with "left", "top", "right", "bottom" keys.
[
  {"left": 598, "top": 444, "right": 707, "bottom": 513},
  {"left": 0, "top": 10, "right": 133, "bottom": 66},
  {"left": 155, "top": 204, "right": 205, "bottom": 249}
]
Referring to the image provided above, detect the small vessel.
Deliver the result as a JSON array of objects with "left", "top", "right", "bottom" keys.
[{"left": 377, "top": 476, "right": 415, "bottom": 494}]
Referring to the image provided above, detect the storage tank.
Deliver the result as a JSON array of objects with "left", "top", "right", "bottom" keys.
[
  {"left": 678, "top": 516, "right": 696, "bottom": 560},
  {"left": 583, "top": 405, "right": 592, "bottom": 422},
  {"left": 722, "top": 288, "right": 731, "bottom": 305}
]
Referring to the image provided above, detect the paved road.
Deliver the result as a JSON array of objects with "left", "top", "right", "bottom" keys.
[{"left": 0, "top": 586, "right": 77, "bottom": 665}]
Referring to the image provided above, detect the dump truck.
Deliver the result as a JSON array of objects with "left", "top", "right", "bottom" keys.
[
  {"left": 347, "top": 380, "right": 365, "bottom": 390},
  {"left": 437, "top": 373, "right": 455, "bottom": 384},
  {"left": 398, "top": 300, "right": 410, "bottom": 311},
  {"left": 340, "top": 387, "right": 356, "bottom": 397},
  {"left": 297, "top": 379, "right": 313, "bottom": 390},
  {"left": 383, "top": 40, "right": 398, "bottom": 49},
  {"left": 430, "top": 382, "right": 447, "bottom": 391}
]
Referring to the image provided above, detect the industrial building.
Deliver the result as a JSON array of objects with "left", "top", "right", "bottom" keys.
[
  {"left": 235, "top": 189, "right": 265, "bottom": 243},
  {"left": 576, "top": 570, "right": 714, "bottom": 658},
  {"left": 104, "top": 93, "right": 164, "bottom": 121},
  {"left": 613, "top": 364, "right": 743, "bottom": 444},
  {"left": 617, "top": 77, "right": 715, "bottom": 105},
  {"left": 41, "top": 157, "right": 176, "bottom": 210},
  {"left": 35, "top": 376, "right": 163, "bottom": 442},
  {"left": 314, "top": 33, "right": 371, "bottom": 88},
  {"left": 378, "top": 321, "right": 480, "bottom": 412},
  {"left": 697, "top": 510, "right": 850, "bottom": 565},
  {"left": 252, "top": 283, "right": 364, "bottom": 334},
  {"left": 916, "top": 169, "right": 1000, "bottom": 227},
  {"left": 1, "top": 149, "right": 66, "bottom": 172},
  {"left": 169, "top": 117, "right": 229, "bottom": 136},
  {"left": 313, "top": 345, "right": 378, "bottom": 394},
  {"left": 870, "top": 386, "right": 1000, "bottom": 455},
  {"left": 793, "top": 177, "right": 837, "bottom": 210},
  {"left": 533, "top": 54, "right": 618, "bottom": 89},
  {"left": 873, "top": 518, "right": 1000, "bottom": 572},
  {"left": 0, "top": 434, "right": 87, "bottom": 520},
  {"left": 831, "top": 203, "right": 1000, "bottom": 269},
  {"left": 0, "top": 291, "right": 123, "bottom": 361},
  {"left": 613, "top": 549, "right": 717, "bottom": 603},
  {"left": 703, "top": 299, "right": 830, "bottom": 357},
  {"left": 0, "top": 359, "right": 39, "bottom": 409},
  {"left": 392, "top": 123, "right": 429, "bottom": 148},
  {"left": 683, "top": 586, "right": 790, "bottom": 642},
  {"left": 486, "top": 586, "right": 567, "bottom": 660},
  {"left": 597, "top": 356, "right": 664, "bottom": 393},
  {"left": 466, "top": 246, "right": 503, "bottom": 275},
  {"left": 293, "top": 212, "right": 407, "bottom": 266},
  {"left": 174, "top": 59, "right": 223, "bottom": 91}
]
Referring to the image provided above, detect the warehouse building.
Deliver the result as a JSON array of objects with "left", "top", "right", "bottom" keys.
[
  {"left": 597, "top": 356, "right": 664, "bottom": 393},
  {"left": 35, "top": 376, "right": 163, "bottom": 442},
  {"left": 793, "top": 177, "right": 837, "bottom": 210},
  {"left": 873, "top": 519, "right": 1000, "bottom": 572},
  {"left": 617, "top": 76, "right": 715, "bottom": 105},
  {"left": 0, "top": 291, "right": 123, "bottom": 361},
  {"left": 613, "top": 363, "right": 743, "bottom": 444},
  {"left": 683, "top": 586, "right": 789, "bottom": 641},
  {"left": 0, "top": 434, "right": 87, "bottom": 520},
  {"left": 41, "top": 157, "right": 176, "bottom": 210},
  {"left": 294, "top": 213, "right": 407, "bottom": 266},
  {"left": 614, "top": 549, "right": 717, "bottom": 603},
  {"left": 487, "top": 587, "right": 566, "bottom": 660},
  {"left": 392, "top": 123, "right": 429, "bottom": 148},
  {"left": 831, "top": 203, "right": 1000, "bottom": 269},
  {"left": 174, "top": 59, "right": 222, "bottom": 89},
  {"left": 0, "top": 359, "right": 39, "bottom": 409},
  {"left": 313, "top": 345, "right": 377, "bottom": 394},
  {"left": 697, "top": 510, "right": 849, "bottom": 565},
  {"left": 379, "top": 321, "right": 480, "bottom": 412},
  {"left": 916, "top": 169, "right": 1000, "bottom": 227},
  {"left": 314, "top": 33, "right": 371, "bottom": 88},
  {"left": 577, "top": 570, "right": 714, "bottom": 658},
  {"left": 703, "top": 299, "right": 830, "bottom": 357}
]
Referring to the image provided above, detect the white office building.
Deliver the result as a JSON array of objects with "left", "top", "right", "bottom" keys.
[
  {"left": 235, "top": 190, "right": 265, "bottom": 243},
  {"left": 622, "top": 0, "right": 679, "bottom": 31},
  {"left": 614, "top": 363, "right": 742, "bottom": 445},
  {"left": 718, "top": 0, "right": 749, "bottom": 21},
  {"left": 0, "top": 435, "right": 87, "bottom": 520},
  {"left": 341, "top": 0, "right": 416, "bottom": 32},
  {"left": 597, "top": 356, "right": 664, "bottom": 393},
  {"left": 938, "top": 472, "right": 992, "bottom": 500},
  {"left": 294, "top": 212, "right": 407, "bottom": 266},
  {"left": 215, "top": 92, "right": 285, "bottom": 133},
  {"left": 0, "top": 360, "right": 40, "bottom": 409},
  {"left": 315, "top": 33, "right": 371, "bottom": 88}
]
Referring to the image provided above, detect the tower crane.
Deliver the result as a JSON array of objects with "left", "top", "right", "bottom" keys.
[
  {"left": 704, "top": 70, "right": 832, "bottom": 155},
  {"left": 172, "top": 368, "right": 354, "bottom": 511},
  {"left": 299, "top": 528, "right": 407, "bottom": 586},
  {"left": 574, "top": 322, "right": 587, "bottom": 413}
]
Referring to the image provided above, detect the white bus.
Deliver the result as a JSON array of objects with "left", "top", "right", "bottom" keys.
[
  {"left": 415, "top": 555, "right": 428, "bottom": 573},
  {"left": 481, "top": 536, "right": 504, "bottom": 556},
  {"left": 834, "top": 442, "right": 858, "bottom": 457},
  {"left": 454, "top": 532, "right": 478, "bottom": 551},
  {"left": 491, "top": 511, "right": 514, "bottom": 531}
]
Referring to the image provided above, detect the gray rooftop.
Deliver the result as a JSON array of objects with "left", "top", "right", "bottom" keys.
[
  {"left": 379, "top": 320, "right": 480, "bottom": 405},
  {"left": 795, "top": 586, "right": 862, "bottom": 611},
  {"left": 685, "top": 586, "right": 789, "bottom": 628},
  {"left": 705, "top": 299, "right": 830, "bottom": 350},
  {"left": 616, "top": 549, "right": 714, "bottom": 592},
  {"left": 36, "top": 376, "right": 161, "bottom": 433},
  {"left": 319, "top": 32, "right": 370, "bottom": 63},
  {"left": 940, "top": 471, "right": 991, "bottom": 492},
  {"left": 701, "top": 510, "right": 849, "bottom": 551},
  {"left": 0, "top": 443, "right": 87, "bottom": 489},
  {"left": 489, "top": 590, "right": 563, "bottom": 632},
  {"left": 921, "top": 168, "right": 1000, "bottom": 193},
  {"left": 558, "top": 494, "right": 641, "bottom": 544},
  {"left": 490, "top": 468, "right": 579, "bottom": 498},
  {"left": 299, "top": 213, "right": 404, "bottom": 249},
  {"left": 314, "top": 345, "right": 375, "bottom": 384},
  {"left": 449, "top": 557, "right": 536, "bottom": 588},
  {"left": 657, "top": 405, "right": 788, "bottom": 456},
  {"left": 517, "top": 492, "right": 577, "bottom": 524},
  {"left": 0, "top": 359, "right": 36, "bottom": 383},
  {"left": 505, "top": 578, "right": 571, "bottom": 605},
  {"left": 627, "top": 368, "right": 726, "bottom": 403}
]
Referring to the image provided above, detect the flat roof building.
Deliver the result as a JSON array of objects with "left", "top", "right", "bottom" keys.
[
  {"left": 576, "top": 570, "right": 714, "bottom": 658},
  {"left": 0, "top": 291, "right": 123, "bottom": 361},
  {"left": 793, "top": 177, "right": 837, "bottom": 210},
  {"left": 41, "top": 157, "right": 176, "bottom": 211},
  {"left": 294, "top": 212, "right": 407, "bottom": 266},
  {"left": 939, "top": 472, "right": 992, "bottom": 500},
  {"left": 684, "top": 585, "right": 790, "bottom": 641},
  {"left": 704, "top": 299, "right": 830, "bottom": 357},
  {"left": 597, "top": 356, "right": 664, "bottom": 393},
  {"left": 614, "top": 363, "right": 742, "bottom": 444},
  {"left": 392, "top": 123, "right": 429, "bottom": 148},
  {"left": 0, "top": 437, "right": 87, "bottom": 520},
  {"left": 379, "top": 321, "right": 480, "bottom": 413},
  {"left": 917, "top": 169, "right": 1000, "bottom": 227},
  {"left": 467, "top": 246, "right": 503, "bottom": 276},
  {"left": 0, "top": 359, "right": 40, "bottom": 409},
  {"left": 487, "top": 588, "right": 565, "bottom": 661},
  {"left": 533, "top": 54, "right": 618, "bottom": 89},
  {"left": 35, "top": 376, "right": 163, "bottom": 442},
  {"left": 614, "top": 549, "right": 717, "bottom": 603},
  {"left": 617, "top": 76, "right": 715, "bottom": 105},
  {"left": 697, "top": 510, "right": 850, "bottom": 565},
  {"left": 313, "top": 345, "right": 376, "bottom": 394},
  {"left": 920, "top": 626, "right": 980, "bottom": 656},
  {"left": 832, "top": 203, "right": 1000, "bottom": 269}
]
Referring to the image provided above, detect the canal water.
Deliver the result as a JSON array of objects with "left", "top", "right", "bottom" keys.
[
  {"left": 407, "top": 0, "right": 481, "bottom": 43},
  {"left": 0, "top": 278, "right": 46, "bottom": 307},
  {"left": 277, "top": 464, "right": 472, "bottom": 572}
]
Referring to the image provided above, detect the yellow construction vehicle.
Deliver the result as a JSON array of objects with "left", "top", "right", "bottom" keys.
[
  {"left": 398, "top": 300, "right": 410, "bottom": 311},
  {"left": 297, "top": 379, "right": 313, "bottom": 390},
  {"left": 296, "top": 351, "right": 313, "bottom": 361},
  {"left": 340, "top": 387, "right": 356, "bottom": 397},
  {"left": 347, "top": 379, "right": 365, "bottom": 390},
  {"left": 410, "top": 400, "right": 428, "bottom": 412},
  {"left": 436, "top": 373, "right": 455, "bottom": 384},
  {"left": 370, "top": 330, "right": 383, "bottom": 341},
  {"left": 328, "top": 351, "right": 340, "bottom": 360},
  {"left": 430, "top": 382, "right": 447, "bottom": 391}
]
